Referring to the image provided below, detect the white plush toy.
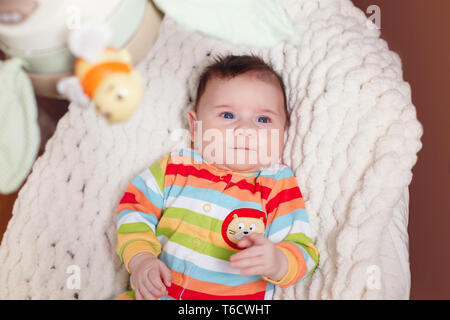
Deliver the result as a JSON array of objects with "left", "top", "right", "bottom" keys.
[{"left": 57, "top": 22, "right": 144, "bottom": 124}]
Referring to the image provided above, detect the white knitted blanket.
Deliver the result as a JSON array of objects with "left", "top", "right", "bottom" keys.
[{"left": 0, "top": 0, "right": 422, "bottom": 300}]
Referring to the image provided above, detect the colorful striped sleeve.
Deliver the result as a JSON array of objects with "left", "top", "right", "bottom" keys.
[
  {"left": 262, "top": 166, "right": 319, "bottom": 288},
  {"left": 116, "top": 153, "right": 171, "bottom": 273}
]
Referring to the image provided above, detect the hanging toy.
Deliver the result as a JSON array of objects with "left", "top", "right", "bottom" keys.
[{"left": 57, "top": 22, "right": 144, "bottom": 123}]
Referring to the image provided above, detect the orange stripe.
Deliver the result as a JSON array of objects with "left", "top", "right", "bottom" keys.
[
  {"left": 157, "top": 153, "right": 171, "bottom": 172},
  {"left": 262, "top": 246, "right": 298, "bottom": 287},
  {"left": 169, "top": 154, "right": 198, "bottom": 166},
  {"left": 266, "top": 197, "right": 306, "bottom": 226},
  {"left": 120, "top": 239, "right": 159, "bottom": 273},
  {"left": 169, "top": 269, "right": 267, "bottom": 296},
  {"left": 81, "top": 61, "right": 131, "bottom": 98},
  {"left": 277, "top": 242, "right": 307, "bottom": 285},
  {"left": 164, "top": 173, "right": 177, "bottom": 189},
  {"left": 117, "top": 184, "right": 162, "bottom": 219}
]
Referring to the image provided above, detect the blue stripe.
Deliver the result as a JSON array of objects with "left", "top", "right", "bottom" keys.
[
  {"left": 266, "top": 282, "right": 275, "bottom": 292},
  {"left": 274, "top": 166, "right": 294, "bottom": 179},
  {"left": 158, "top": 296, "right": 175, "bottom": 300},
  {"left": 177, "top": 148, "right": 205, "bottom": 164},
  {"left": 265, "top": 209, "right": 309, "bottom": 235},
  {"left": 258, "top": 165, "right": 293, "bottom": 181},
  {"left": 116, "top": 209, "right": 159, "bottom": 227},
  {"left": 132, "top": 175, "right": 164, "bottom": 209},
  {"left": 159, "top": 250, "right": 262, "bottom": 286},
  {"left": 297, "top": 244, "right": 317, "bottom": 276},
  {"left": 164, "top": 184, "right": 264, "bottom": 211},
  {"left": 299, "top": 245, "right": 310, "bottom": 263}
]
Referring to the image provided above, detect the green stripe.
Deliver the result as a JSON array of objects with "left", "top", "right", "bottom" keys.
[
  {"left": 163, "top": 207, "right": 223, "bottom": 233},
  {"left": 156, "top": 227, "right": 236, "bottom": 261},
  {"left": 125, "top": 290, "right": 136, "bottom": 300},
  {"left": 283, "top": 233, "right": 319, "bottom": 275},
  {"left": 117, "top": 222, "right": 151, "bottom": 234},
  {"left": 283, "top": 232, "right": 312, "bottom": 246},
  {"left": 149, "top": 159, "right": 166, "bottom": 193}
]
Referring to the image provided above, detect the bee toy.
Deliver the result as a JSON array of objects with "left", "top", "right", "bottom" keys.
[{"left": 57, "top": 22, "right": 144, "bottom": 123}]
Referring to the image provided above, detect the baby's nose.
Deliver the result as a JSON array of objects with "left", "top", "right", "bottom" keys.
[
  {"left": 234, "top": 125, "right": 258, "bottom": 138},
  {"left": 235, "top": 119, "right": 256, "bottom": 132}
]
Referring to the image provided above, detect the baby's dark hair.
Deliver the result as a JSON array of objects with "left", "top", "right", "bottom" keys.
[{"left": 194, "top": 54, "right": 289, "bottom": 125}]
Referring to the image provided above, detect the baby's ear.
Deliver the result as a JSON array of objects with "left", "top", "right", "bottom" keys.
[
  {"left": 187, "top": 109, "right": 197, "bottom": 141},
  {"left": 283, "top": 126, "right": 289, "bottom": 144}
]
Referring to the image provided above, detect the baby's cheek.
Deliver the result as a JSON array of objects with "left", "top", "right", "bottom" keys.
[{"left": 256, "top": 128, "right": 283, "bottom": 165}]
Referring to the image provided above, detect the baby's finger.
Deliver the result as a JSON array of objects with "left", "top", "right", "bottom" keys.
[
  {"left": 230, "top": 246, "right": 263, "bottom": 263},
  {"left": 238, "top": 233, "right": 267, "bottom": 248},
  {"left": 237, "top": 237, "right": 252, "bottom": 248},
  {"left": 148, "top": 272, "right": 168, "bottom": 295},
  {"left": 159, "top": 262, "right": 172, "bottom": 287},
  {"left": 240, "top": 265, "right": 265, "bottom": 277},
  {"left": 134, "top": 287, "right": 144, "bottom": 301},
  {"left": 139, "top": 282, "right": 156, "bottom": 300},
  {"left": 230, "top": 256, "right": 264, "bottom": 269},
  {"left": 145, "top": 277, "right": 167, "bottom": 297},
  {"left": 247, "top": 233, "right": 268, "bottom": 245}
]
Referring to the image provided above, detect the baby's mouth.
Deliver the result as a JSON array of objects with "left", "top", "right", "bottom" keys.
[
  {"left": 232, "top": 147, "right": 256, "bottom": 151},
  {"left": 234, "top": 231, "right": 251, "bottom": 241}
]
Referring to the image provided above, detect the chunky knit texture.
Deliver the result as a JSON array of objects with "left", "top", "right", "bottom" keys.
[{"left": 0, "top": 0, "right": 422, "bottom": 300}]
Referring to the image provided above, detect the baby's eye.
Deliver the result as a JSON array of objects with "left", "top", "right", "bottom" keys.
[
  {"left": 220, "top": 112, "right": 234, "bottom": 119},
  {"left": 257, "top": 116, "right": 270, "bottom": 123}
]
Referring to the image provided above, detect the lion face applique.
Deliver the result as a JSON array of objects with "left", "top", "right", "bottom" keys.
[{"left": 221, "top": 208, "right": 267, "bottom": 249}]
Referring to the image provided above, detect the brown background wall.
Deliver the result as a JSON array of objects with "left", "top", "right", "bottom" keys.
[
  {"left": 352, "top": 0, "right": 450, "bottom": 299},
  {"left": 0, "top": 0, "right": 449, "bottom": 299}
]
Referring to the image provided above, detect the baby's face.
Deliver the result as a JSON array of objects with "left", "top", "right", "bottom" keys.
[{"left": 187, "top": 73, "right": 287, "bottom": 172}]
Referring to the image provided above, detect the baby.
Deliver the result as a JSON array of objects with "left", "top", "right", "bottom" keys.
[{"left": 114, "top": 54, "right": 319, "bottom": 300}]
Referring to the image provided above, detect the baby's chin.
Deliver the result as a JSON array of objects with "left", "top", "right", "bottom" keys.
[
  {"left": 205, "top": 149, "right": 277, "bottom": 173},
  {"left": 213, "top": 162, "right": 264, "bottom": 173}
]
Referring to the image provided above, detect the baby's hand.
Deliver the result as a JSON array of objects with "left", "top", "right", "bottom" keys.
[
  {"left": 128, "top": 252, "right": 172, "bottom": 300},
  {"left": 229, "top": 233, "right": 288, "bottom": 281}
]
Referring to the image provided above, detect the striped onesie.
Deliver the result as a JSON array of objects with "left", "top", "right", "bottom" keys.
[{"left": 115, "top": 148, "right": 319, "bottom": 300}]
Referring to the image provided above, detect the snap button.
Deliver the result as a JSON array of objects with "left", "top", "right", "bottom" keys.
[
  {"left": 202, "top": 203, "right": 211, "bottom": 213},
  {"left": 193, "top": 238, "right": 201, "bottom": 248}
]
